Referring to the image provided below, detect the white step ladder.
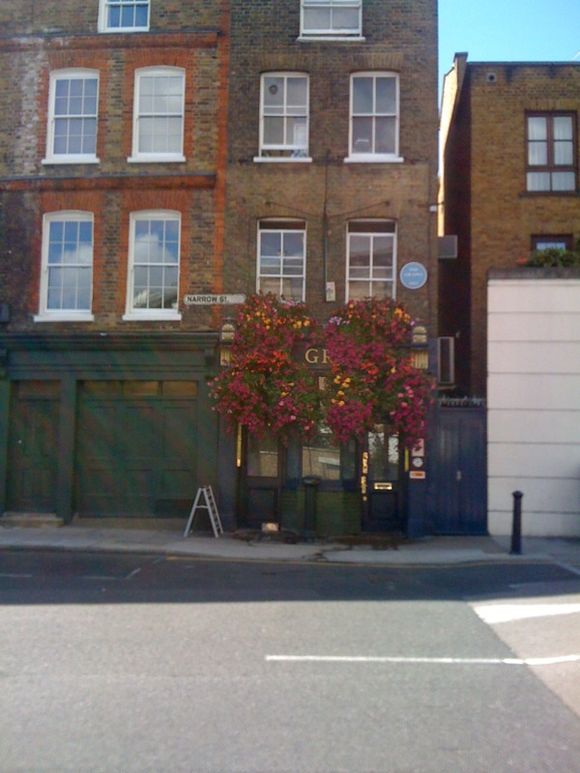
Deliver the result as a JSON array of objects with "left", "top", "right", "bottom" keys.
[{"left": 183, "top": 485, "right": 224, "bottom": 539}]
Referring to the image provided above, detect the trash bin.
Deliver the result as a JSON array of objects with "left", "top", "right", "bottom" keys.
[{"left": 302, "top": 476, "right": 321, "bottom": 537}]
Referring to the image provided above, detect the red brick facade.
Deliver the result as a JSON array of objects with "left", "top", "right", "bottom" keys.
[{"left": 0, "top": 2, "right": 229, "bottom": 333}]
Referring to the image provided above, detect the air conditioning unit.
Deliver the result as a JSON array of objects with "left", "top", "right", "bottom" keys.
[{"left": 438, "top": 235, "right": 458, "bottom": 259}]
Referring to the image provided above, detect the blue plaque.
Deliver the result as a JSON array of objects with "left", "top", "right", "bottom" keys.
[{"left": 400, "top": 262, "right": 428, "bottom": 290}]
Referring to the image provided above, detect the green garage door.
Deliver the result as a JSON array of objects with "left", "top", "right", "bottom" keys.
[{"left": 76, "top": 381, "right": 198, "bottom": 517}]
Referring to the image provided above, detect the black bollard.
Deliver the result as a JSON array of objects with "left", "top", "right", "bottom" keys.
[{"left": 510, "top": 491, "right": 524, "bottom": 555}]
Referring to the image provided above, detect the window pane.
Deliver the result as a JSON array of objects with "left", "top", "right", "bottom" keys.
[
  {"left": 281, "top": 277, "right": 303, "bottom": 300},
  {"left": 260, "top": 257, "right": 281, "bottom": 275},
  {"left": 121, "top": 5, "right": 134, "bottom": 26},
  {"left": 282, "top": 258, "right": 304, "bottom": 276},
  {"left": 287, "top": 77, "right": 307, "bottom": 107},
  {"left": 261, "top": 232, "right": 281, "bottom": 256},
  {"left": 283, "top": 232, "right": 304, "bottom": 257},
  {"left": 135, "top": 5, "right": 149, "bottom": 26},
  {"left": 534, "top": 240, "right": 568, "bottom": 251},
  {"left": 263, "top": 77, "right": 285, "bottom": 107},
  {"left": 352, "top": 117, "right": 373, "bottom": 153},
  {"left": 332, "top": 7, "right": 359, "bottom": 30},
  {"left": 375, "top": 116, "right": 396, "bottom": 154},
  {"left": 551, "top": 172, "right": 576, "bottom": 191},
  {"left": 376, "top": 78, "right": 396, "bottom": 114},
  {"left": 370, "top": 281, "right": 390, "bottom": 299},
  {"left": 108, "top": 6, "right": 121, "bottom": 26},
  {"left": 527, "top": 172, "right": 550, "bottom": 191},
  {"left": 287, "top": 117, "right": 308, "bottom": 150},
  {"left": 528, "top": 141, "right": 547, "bottom": 166},
  {"left": 553, "top": 116, "right": 573, "bottom": 141},
  {"left": 302, "top": 428, "right": 340, "bottom": 480},
  {"left": 348, "top": 281, "right": 370, "bottom": 299},
  {"left": 350, "top": 235, "right": 370, "bottom": 269},
  {"left": 259, "top": 277, "right": 280, "bottom": 295},
  {"left": 353, "top": 78, "right": 373, "bottom": 113},
  {"left": 554, "top": 141, "right": 573, "bottom": 166},
  {"left": 247, "top": 435, "right": 278, "bottom": 477},
  {"left": 303, "top": 8, "right": 331, "bottom": 30},
  {"left": 373, "top": 236, "right": 393, "bottom": 267},
  {"left": 528, "top": 116, "right": 547, "bottom": 140},
  {"left": 263, "top": 116, "right": 285, "bottom": 145}
]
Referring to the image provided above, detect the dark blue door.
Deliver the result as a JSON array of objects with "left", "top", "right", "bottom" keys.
[{"left": 427, "top": 406, "right": 487, "bottom": 535}]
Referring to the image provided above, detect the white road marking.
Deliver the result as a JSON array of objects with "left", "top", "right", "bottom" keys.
[
  {"left": 474, "top": 603, "right": 580, "bottom": 625},
  {"left": 266, "top": 654, "right": 580, "bottom": 666}
]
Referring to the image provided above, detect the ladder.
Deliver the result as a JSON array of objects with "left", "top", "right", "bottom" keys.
[{"left": 183, "top": 485, "right": 224, "bottom": 539}]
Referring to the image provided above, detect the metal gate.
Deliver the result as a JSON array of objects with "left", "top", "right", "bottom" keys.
[{"left": 426, "top": 399, "right": 487, "bottom": 535}]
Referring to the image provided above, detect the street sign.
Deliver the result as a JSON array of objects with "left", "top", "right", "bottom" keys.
[{"left": 183, "top": 294, "right": 246, "bottom": 306}]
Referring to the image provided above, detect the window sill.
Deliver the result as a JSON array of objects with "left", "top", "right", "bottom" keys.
[
  {"left": 42, "top": 157, "right": 100, "bottom": 165},
  {"left": 34, "top": 313, "right": 95, "bottom": 323},
  {"left": 344, "top": 155, "right": 404, "bottom": 164},
  {"left": 122, "top": 312, "right": 182, "bottom": 322},
  {"left": 520, "top": 190, "right": 578, "bottom": 197},
  {"left": 127, "top": 155, "right": 186, "bottom": 164},
  {"left": 98, "top": 27, "right": 150, "bottom": 33},
  {"left": 297, "top": 35, "right": 365, "bottom": 42},
  {"left": 253, "top": 156, "right": 313, "bottom": 164}
]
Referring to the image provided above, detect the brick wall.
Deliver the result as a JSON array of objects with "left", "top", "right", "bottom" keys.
[
  {"left": 470, "top": 64, "right": 580, "bottom": 394},
  {"left": 441, "top": 60, "right": 580, "bottom": 395},
  {"left": 224, "top": 0, "right": 439, "bottom": 332},
  {"left": 0, "top": 0, "right": 229, "bottom": 334}
]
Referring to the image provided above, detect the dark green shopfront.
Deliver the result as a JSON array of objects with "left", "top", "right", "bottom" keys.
[{"left": 0, "top": 334, "right": 426, "bottom": 536}]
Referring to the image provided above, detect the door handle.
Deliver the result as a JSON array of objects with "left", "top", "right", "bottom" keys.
[{"left": 456, "top": 470, "right": 462, "bottom": 482}]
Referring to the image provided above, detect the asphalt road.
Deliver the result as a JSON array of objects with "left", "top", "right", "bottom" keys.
[{"left": 1, "top": 550, "right": 579, "bottom": 773}]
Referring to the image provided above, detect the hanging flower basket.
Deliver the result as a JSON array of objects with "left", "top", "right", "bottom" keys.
[
  {"left": 211, "top": 294, "right": 321, "bottom": 439},
  {"left": 322, "top": 298, "right": 433, "bottom": 447}
]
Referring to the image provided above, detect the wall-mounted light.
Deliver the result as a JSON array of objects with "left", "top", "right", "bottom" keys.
[{"left": 219, "top": 321, "right": 235, "bottom": 366}]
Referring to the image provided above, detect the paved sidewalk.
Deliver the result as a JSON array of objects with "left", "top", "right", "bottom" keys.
[{"left": 1, "top": 519, "right": 579, "bottom": 568}]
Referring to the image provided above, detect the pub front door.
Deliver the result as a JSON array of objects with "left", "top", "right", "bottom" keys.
[{"left": 362, "top": 426, "right": 403, "bottom": 532}]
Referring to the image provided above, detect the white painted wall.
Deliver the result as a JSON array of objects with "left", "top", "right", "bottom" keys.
[{"left": 487, "top": 276, "right": 580, "bottom": 537}]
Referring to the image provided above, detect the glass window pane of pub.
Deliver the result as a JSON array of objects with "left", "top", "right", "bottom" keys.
[{"left": 247, "top": 434, "right": 279, "bottom": 478}]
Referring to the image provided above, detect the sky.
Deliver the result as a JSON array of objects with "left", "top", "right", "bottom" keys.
[{"left": 439, "top": 0, "right": 580, "bottom": 88}]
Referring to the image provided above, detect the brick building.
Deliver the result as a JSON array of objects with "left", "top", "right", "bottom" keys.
[
  {"left": 439, "top": 54, "right": 580, "bottom": 396},
  {"left": 0, "top": 0, "right": 439, "bottom": 535},
  {"left": 0, "top": 1, "right": 230, "bottom": 523},
  {"left": 220, "top": 0, "right": 439, "bottom": 534}
]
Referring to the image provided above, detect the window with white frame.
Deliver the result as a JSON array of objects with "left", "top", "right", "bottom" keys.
[
  {"left": 125, "top": 211, "right": 181, "bottom": 318},
  {"left": 346, "top": 220, "right": 396, "bottom": 300},
  {"left": 257, "top": 220, "right": 306, "bottom": 301},
  {"left": 129, "top": 68, "right": 185, "bottom": 162},
  {"left": 258, "top": 73, "right": 309, "bottom": 160},
  {"left": 301, "top": 0, "right": 362, "bottom": 37},
  {"left": 348, "top": 72, "right": 400, "bottom": 161},
  {"left": 44, "top": 70, "right": 99, "bottom": 164},
  {"left": 99, "top": 0, "right": 150, "bottom": 32},
  {"left": 37, "top": 212, "right": 94, "bottom": 319}
]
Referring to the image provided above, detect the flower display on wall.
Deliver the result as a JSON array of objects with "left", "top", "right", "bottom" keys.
[
  {"left": 212, "top": 295, "right": 433, "bottom": 448},
  {"left": 211, "top": 293, "right": 321, "bottom": 439},
  {"left": 322, "top": 298, "right": 433, "bottom": 447}
]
